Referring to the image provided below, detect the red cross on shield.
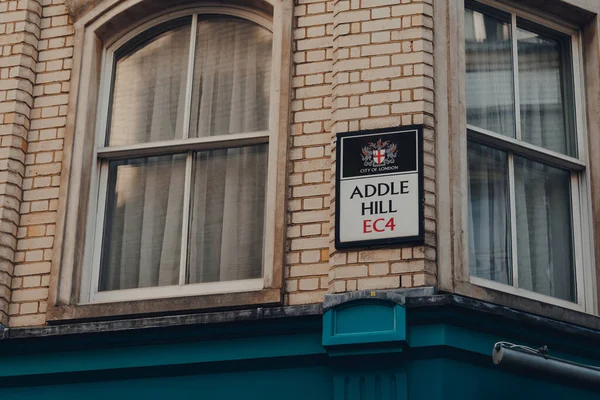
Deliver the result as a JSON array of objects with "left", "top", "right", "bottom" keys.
[{"left": 374, "top": 149, "right": 386, "bottom": 165}]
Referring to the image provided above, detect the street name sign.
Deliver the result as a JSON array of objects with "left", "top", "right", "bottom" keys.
[{"left": 335, "top": 125, "right": 424, "bottom": 249}]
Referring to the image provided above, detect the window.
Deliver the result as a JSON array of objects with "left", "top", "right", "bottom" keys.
[
  {"left": 464, "top": 0, "right": 591, "bottom": 307},
  {"left": 84, "top": 12, "right": 276, "bottom": 303}
]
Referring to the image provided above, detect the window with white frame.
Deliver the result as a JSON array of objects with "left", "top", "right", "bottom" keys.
[
  {"left": 86, "top": 12, "right": 274, "bottom": 303},
  {"left": 464, "top": 0, "right": 590, "bottom": 306}
]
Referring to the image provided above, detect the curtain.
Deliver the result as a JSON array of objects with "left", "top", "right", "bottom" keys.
[
  {"left": 189, "top": 146, "right": 267, "bottom": 283},
  {"left": 187, "top": 18, "right": 271, "bottom": 283},
  {"left": 514, "top": 28, "right": 575, "bottom": 301},
  {"left": 189, "top": 18, "right": 271, "bottom": 138},
  {"left": 467, "top": 142, "right": 512, "bottom": 285},
  {"left": 514, "top": 158, "right": 575, "bottom": 301},
  {"left": 466, "top": 9, "right": 576, "bottom": 302},
  {"left": 465, "top": 8, "right": 514, "bottom": 137},
  {"left": 100, "top": 18, "right": 272, "bottom": 290},
  {"left": 100, "top": 24, "right": 190, "bottom": 291},
  {"left": 517, "top": 28, "right": 573, "bottom": 156},
  {"left": 109, "top": 23, "right": 191, "bottom": 146}
]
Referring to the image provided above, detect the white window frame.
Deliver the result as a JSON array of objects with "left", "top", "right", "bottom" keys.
[
  {"left": 79, "top": 9, "right": 281, "bottom": 304},
  {"left": 437, "top": 0, "right": 596, "bottom": 314}
]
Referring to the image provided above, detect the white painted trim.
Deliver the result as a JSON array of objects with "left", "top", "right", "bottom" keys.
[
  {"left": 474, "top": 0, "right": 579, "bottom": 34},
  {"left": 507, "top": 153, "right": 518, "bottom": 288},
  {"left": 81, "top": 6, "right": 285, "bottom": 305},
  {"left": 470, "top": 276, "right": 585, "bottom": 312},
  {"left": 571, "top": 172, "right": 585, "bottom": 307},
  {"left": 179, "top": 151, "right": 193, "bottom": 286},
  {"left": 463, "top": 0, "right": 595, "bottom": 312},
  {"left": 511, "top": 13, "right": 521, "bottom": 141},
  {"left": 89, "top": 162, "right": 109, "bottom": 299},
  {"left": 80, "top": 45, "right": 115, "bottom": 303},
  {"left": 89, "top": 279, "right": 264, "bottom": 304},
  {"left": 572, "top": 32, "right": 597, "bottom": 312},
  {"left": 467, "top": 125, "right": 586, "bottom": 171},
  {"left": 106, "top": 7, "right": 273, "bottom": 51},
  {"left": 181, "top": 13, "right": 198, "bottom": 141},
  {"left": 96, "top": 131, "right": 270, "bottom": 158}
]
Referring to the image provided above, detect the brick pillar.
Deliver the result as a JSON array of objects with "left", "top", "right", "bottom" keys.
[
  {"left": 329, "top": 0, "right": 436, "bottom": 293},
  {"left": 0, "top": 0, "right": 42, "bottom": 326},
  {"left": 286, "top": 0, "right": 334, "bottom": 306},
  {"left": 10, "top": 0, "right": 73, "bottom": 327}
]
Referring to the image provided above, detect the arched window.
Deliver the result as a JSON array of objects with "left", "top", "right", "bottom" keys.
[{"left": 82, "top": 11, "right": 279, "bottom": 303}]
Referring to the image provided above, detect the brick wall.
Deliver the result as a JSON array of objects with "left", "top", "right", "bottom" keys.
[
  {"left": 0, "top": 0, "right": 42, "bottom": 327},
  {"left": 286, "top": 0, "right": 333, "bottom": 306},
  {"left": 0, "top": 0, "right": 438, "bottom": 327},
  {"left": 327, "top": 0, "right": 436, "bottom": 294},
  {"left": 5, "top": 0, "right": 72, "bottom": 327}
]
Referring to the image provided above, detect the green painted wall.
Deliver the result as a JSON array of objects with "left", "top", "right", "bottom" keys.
[
  {"left": 3, "top": 300, "right": 600, "bottom": 399},
  {"left": 2, "top": 365, "right": 332, "bottom": 400}
]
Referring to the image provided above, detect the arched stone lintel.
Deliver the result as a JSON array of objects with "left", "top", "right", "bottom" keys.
[{"left": 65, "top": 0, "right": 275, "bottom": 24}]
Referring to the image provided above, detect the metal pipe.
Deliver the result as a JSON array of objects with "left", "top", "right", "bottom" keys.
[{"left": 492, "top": 345, "right": 600, "bottom": 389}]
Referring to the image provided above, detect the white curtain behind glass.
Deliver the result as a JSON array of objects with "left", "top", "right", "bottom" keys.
[
  {"left": 467, "top": 143, "right": 511, "bottom": 285},
  {"left": 189, "top": 18, "right": 272, "bottom": 137},
  {"left": 514, "top": 158, "right": 575, "bottom": 301},
  {"left": 465, "top": 9, "right": 514, "bottom": 137},
  {"left": 187, "top": 18, "right": 272, "bottom": 283},
  {"left": 465, "top": 8, "right": 576, "bottom": 302},
  {"left": 515, "top": 28, "right": 575, "bottom": 301},
  {"left": 100, "top": 156, "right": 186, "bottom": 291},
  {"left": 100, "top": 23, "right": 191, "bottom": 291},
  {"left": 189, "top": 146, "right": 267, "bottom": 283},
  {"left": 109, "top": 23, "right": 190, "bottom": 146},
  {"left": 518, "top": 29, "right": 574, "bottom": 156},
  {"left": 100, "top": 17, "right": 272, "bottom": 291}
]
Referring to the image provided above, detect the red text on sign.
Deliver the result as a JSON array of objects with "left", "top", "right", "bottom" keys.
[{"left": 363, "top": 218, "right": 396, "bottom": 233}]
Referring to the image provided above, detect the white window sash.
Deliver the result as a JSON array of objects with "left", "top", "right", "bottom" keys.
[
  {"left": 82, "top": 10, "right": 277, "bottom": 304},
  {"left": 465, "top": 0, "right": 594, "bottom": 309}
]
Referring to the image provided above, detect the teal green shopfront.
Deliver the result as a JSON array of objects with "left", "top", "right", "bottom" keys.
[{"left": 2, "top": 293, "right": 600, "bottom": 399}]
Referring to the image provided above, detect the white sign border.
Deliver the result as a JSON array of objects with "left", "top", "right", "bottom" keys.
[{"left": 335, "top": 125, "right": 424, "bottom": 249}]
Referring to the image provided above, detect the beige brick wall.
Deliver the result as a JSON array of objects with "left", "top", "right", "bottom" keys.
[
  {"left": 0, "top": 0, "right": 438, "bottom": 327},
  {"left": 0, "top": 0, "right": 42, "bottom": 327},
  {"left": 286, "top": 0, "right": 334, "bottom": 306},
  {"left": 328, "top": 0, "right": 436, "bottom": 293},
  {"left": 6, "top": 0, "right": 72, "bottom": 327}
]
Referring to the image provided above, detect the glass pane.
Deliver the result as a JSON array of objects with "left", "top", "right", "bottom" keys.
[
  {"left": 465, "top": 8, "right": 515, "bottom": 137},
  {"left": 189, "top": 18, "right": 272, "bottom": 138},
  {"left": 514, "top": 157, "right": 575, "bottom": 302},
  {"left": 517, "top": 27, "right": 575, "bottom": 156},
  {"left": 99, "top": 154, "right": 186, "bottom": 291},
  {"left": 108, "top": 23, "right": 191, "bottom": 146},
  {"left": 188, "top": 144, "right": 268, "bottom": 283},
  {"left": 468, "top": 141, "right": 512, "bottom": 285}
]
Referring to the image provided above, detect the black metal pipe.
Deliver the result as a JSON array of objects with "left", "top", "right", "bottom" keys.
[{"left": 492, "top": 346, "right": 600, "bottom": 389}]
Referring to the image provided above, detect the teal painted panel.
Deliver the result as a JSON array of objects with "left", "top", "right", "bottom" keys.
[
  {"left": 336, "top": 304, "right": 395, "bottom": 334},
  {"left": 0, "top": 332, "right": 326, "bottom": 378},
  {"left": 333, "top": 370, "right": 407, "bottom": 400},
  {"left": 2, "top": 365, "right": 333, "bottom": 400},
  {"left": 323, "top": 300, "right": 406, "bottom": 347},
  {"left": 408, "top": 324, "right": 495, "bottom": 355},
  {"left": 404, "top": 358, "right": 600, "bottom": 400}
]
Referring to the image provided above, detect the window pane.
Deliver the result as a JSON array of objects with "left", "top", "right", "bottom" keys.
[
  {"left": 108, "top": 23, "right": 191, "bottom": 146},
  {"left": 189, "top": 18, "right": 272, "bottom": 138},
  {"left": 188, "top": 144, "right": 268, "bottom": 283},
  {"left": 468, "top": 141, "right": 512, "bottom": 285},
  {"left": 514, "top": 157, "right": 575, "bottom": 302},
  {"left": 465, "top": 8, "right": 515, "bottom": 137},
  {"left": 517, "top": 27, "right": 575, "bottom": 156},
  {"left": 99, "top": 154, "right": 186, "bottom": 291}
]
